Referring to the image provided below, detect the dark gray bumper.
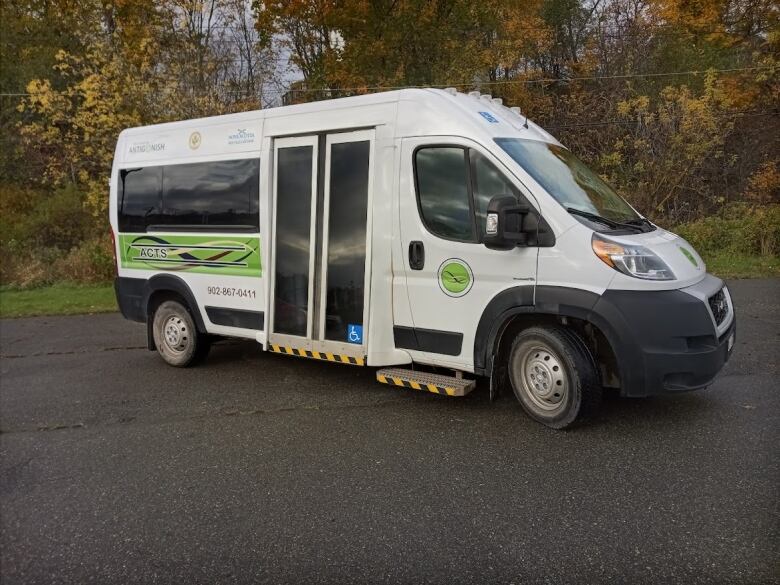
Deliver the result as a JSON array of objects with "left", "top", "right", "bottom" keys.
[
  {"left": 594, "top": 275, "right": 736, "bottom": 397},
  {"left": 114, "top": 276, "right": 146, "bottom": 323}
]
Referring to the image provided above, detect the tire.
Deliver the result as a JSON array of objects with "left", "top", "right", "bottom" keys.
[
  {"left": 152, "top": 300, "right": 210, "bottom": 367},
  {"left": 507, "top": 326, "right": 601, "bottom": 429}
]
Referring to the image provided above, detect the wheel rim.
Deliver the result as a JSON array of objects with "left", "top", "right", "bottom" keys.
[
  {"left": 516, "top": 344, "right": 568, "bottom": 413},
  {"left": 162, "top": 315, "right": 190, "bottom": 353}
]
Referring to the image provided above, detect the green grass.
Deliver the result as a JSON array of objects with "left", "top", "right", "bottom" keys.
[
  {"left": 0, "top": 283, "right": 117, "bottom": 318},
  {"left": 703, "top": 253, "right": 780, "bottom": 279}
]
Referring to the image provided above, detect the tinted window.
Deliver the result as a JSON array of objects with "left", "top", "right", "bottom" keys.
[
  {"left": 160, "top": 158, "right": 259, "bottom": 229},
  {"left": 415, "top": 147, "right": 474, "bottom": 241},
  {"left": 273, "top": 146, "right": 314, "bottom": 337},
  {"left": 471, "top": 151, "right": 521, "bottom": 237},
  {"left": 119, "top": 167, "right": 162, "bottom": 232},
  {"left": 118, "top": 158, "right": 259, "bottom": 232},
  {"left": 324, "top": 141, "right": 370, "bottom": 343}
]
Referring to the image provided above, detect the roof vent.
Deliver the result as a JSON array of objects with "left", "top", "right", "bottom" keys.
[
  {"left": 492, "top": 98, "right": 503, "bottom": 106},
  {"left": 480, "top": 93, "right": 492, "bottom": 101},
  {"left": 468, "top": 91, "right": 480, "bottom": 98},
  {"left": 510, "top": 106, "right": 522, "bottom": 115},
  {"left": 444, "top": 87, "right": 457, "bottom": 95}
]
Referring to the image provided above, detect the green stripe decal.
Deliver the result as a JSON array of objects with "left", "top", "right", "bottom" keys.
[{"left": 119, "top": 234, "right": 261, "bottom": 276}]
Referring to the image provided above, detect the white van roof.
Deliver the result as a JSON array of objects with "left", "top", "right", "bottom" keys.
[{"left": 116, "top": 88, "right": 560, "bottom": 165}]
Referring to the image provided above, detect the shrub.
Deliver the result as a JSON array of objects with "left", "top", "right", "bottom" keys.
[
  {"left": 0, "top": 183, "right": 92, "bottom": 251},
  {"left": 24, "top": 184, "right": 91, "bottom": 250},
  {"left": 0, "top": 240, "right": 66, "bottom": 288},
  {"left": 57, "top": 238, "right": 115, "bottom": 283},
  {"left": 0, "top": 237, "right": 114, "bottom": 289},
  {"left": 675, "top": 203, "right": 780, "bottom": 257},
  {"left": 0, "top": 185, "right": 38, "bottom": 241},
  {"left": 0, "top": 182, "right": 113, "bottom": 288}
]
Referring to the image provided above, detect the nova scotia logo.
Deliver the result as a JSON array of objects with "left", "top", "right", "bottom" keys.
[{"left": 228, "top": 128, "right": 256, "bottom": 145}]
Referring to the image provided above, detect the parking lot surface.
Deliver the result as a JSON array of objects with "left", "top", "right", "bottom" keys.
[{"left": 1, "top": 279, "right": 778, "bottom": 584}]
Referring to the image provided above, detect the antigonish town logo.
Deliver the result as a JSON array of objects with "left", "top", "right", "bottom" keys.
[{"left": 128, "top": 141, "right": 165, "bottom": 154}]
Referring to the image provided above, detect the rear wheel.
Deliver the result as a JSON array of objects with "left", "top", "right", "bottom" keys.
[
  {"left": 508, "top": 326, "right": 601, "bottom": 429},
  {"left": 152, "top": 300, "right": 210, "bottom": 367}
]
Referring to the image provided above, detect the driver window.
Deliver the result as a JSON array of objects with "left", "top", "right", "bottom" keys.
[
  {"left": 415, "top": 147, "right": 475, "bottom": 242},
  {"left": 413, "top": 145, "right": 526, "bottom": 243},
  {"left": 471, "top": 151, "right": 521, "bottom": 238}
]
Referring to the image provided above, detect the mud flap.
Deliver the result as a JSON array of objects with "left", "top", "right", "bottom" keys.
[
  {"left": 146, "top": 316, "right": 156, "bottom": 351},
  {"left": 488, "top": 355, "right": 508, "bottom": 402}
]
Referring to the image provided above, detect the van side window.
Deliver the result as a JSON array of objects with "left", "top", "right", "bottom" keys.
[
  {"left": 161, "top": 158, "right": 259, "bottom": 230},
  {"left": 414, "top": 147, "right": 527, "bottom": 243},
  {"left": 414, "top": 147, "right": 475, "bottom": 242},
  {"left": 119, "top": 167, "right": 162, "bottom": 233},
  {"left": 118, "top": 158, "right": 260, "bottom": 233},
  {"left": 471, "top": 151, "right": 522, "bottom": 238}
]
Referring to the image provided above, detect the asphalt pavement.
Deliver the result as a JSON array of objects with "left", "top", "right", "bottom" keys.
[{"left": 1, "top": 279, "right": 778, "bottom": 584}]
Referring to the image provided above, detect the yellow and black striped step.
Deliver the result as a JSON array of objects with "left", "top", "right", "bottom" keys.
[
  {"left": 376, "top": 368, "right": 475, "bottom": 397},
  {"left": 269, "top": 344, "right": 364, "bottom": 366}
]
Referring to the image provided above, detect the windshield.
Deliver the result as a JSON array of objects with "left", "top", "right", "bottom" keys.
[{"left": 495, "top": 138, "right": 640, "bottom": 223}]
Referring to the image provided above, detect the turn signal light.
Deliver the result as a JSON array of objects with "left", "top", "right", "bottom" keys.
[
  {"left": 592, "top": 237, "right": 624, "bottom": 269},
  {"left": 591, "top": 233, "right": 675, "bottom": 280}
]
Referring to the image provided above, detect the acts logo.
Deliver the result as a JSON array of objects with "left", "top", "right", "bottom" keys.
[{"left": 438, "top": 259, "right": 474, "bottom": 298}]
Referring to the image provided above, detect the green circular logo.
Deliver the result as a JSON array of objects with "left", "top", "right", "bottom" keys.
[
  {"left": 679, "top": 246, "right": 699, "bottom": 268},
  {"left": 438, "top": 259, "right": 473, "bottom": 297}
]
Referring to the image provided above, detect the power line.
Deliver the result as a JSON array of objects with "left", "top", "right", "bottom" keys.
[
  {"left": 259, "top": 66, "right": 775, "bottom": 94},
  {"left": 0, "top": 65, "right": 771, "bottom": 99},
  {"left": 545, "top": 111, "right": 779, "bottom": 129},
  {"left": 4, "top": 24, "right": 741, "bottom": 40}
]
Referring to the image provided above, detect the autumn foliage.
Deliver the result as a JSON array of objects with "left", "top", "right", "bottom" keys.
[{"left": 1, "top": 0, "right": 778, "bottom": 286}]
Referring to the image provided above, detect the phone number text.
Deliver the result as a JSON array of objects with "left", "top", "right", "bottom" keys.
[{"left": 207, "top": 286, "right": 256, "bottom": 299}]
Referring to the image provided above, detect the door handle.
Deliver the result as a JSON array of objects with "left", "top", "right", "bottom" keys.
[{"left": 409, "top": 241, "right": 425, "bottom": 270}]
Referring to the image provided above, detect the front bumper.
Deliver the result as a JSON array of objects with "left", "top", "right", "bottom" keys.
[
  {"left": 642, "top": 320, "right": 735, "bottom": 393},
  {"left": 593, "top": 274, "right": 736, "bottom": 397}
]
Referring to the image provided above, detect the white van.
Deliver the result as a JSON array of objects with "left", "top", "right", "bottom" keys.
[{"left": 110, "top": 88, "right": 735, "bottom": 428}]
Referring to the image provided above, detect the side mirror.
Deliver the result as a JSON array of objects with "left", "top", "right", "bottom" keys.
[{"left": 483, "top": 195, "right": 531, "bottom": 249}]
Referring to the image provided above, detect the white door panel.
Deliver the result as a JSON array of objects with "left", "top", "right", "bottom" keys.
[{"left": 398, "top": 137, "right": 539, "bottom": 370}]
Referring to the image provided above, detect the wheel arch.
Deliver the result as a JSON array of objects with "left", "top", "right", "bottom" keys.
[
  {"left": 474, "top": 285, "right": 623, "bottom": 391},
  {"left": 142, "top": 275, "right": 207, "bottom": 349}
]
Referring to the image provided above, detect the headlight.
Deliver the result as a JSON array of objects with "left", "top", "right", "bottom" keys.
[{"left": 591, "top": 233, "right": 676, "bottom": 280}]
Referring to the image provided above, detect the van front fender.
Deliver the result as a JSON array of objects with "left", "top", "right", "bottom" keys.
[{"left": 474, "top": 285, "right": 628, "bottom": 388}]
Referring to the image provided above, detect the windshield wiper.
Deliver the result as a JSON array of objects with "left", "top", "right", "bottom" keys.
[
  {"left": 623, "top": 217, "right": 655, "bottom": 231},
  {"left": 566, "top": 207, "right": 644, "bottom": 232}
]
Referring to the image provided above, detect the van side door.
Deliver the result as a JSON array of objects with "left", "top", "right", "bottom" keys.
[{"left": 395, "top": 137, "right": 540, "bottom": 371}]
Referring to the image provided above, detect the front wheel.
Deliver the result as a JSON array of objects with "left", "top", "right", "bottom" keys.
[
  {"left": 508, "top": 326, "right": 601, "bottom": 429},
  {"left": 152, "top": 300, "right": 210, "bottom": 367}
]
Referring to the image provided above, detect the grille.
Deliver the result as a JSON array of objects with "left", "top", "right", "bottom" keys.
[{"left": 708, "top": 288, "right": 728, "bottom": 326}]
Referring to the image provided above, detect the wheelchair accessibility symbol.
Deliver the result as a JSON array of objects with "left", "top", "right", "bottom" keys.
[{"left": 347, "top": 324, "right": 363, "bottom": 344}]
